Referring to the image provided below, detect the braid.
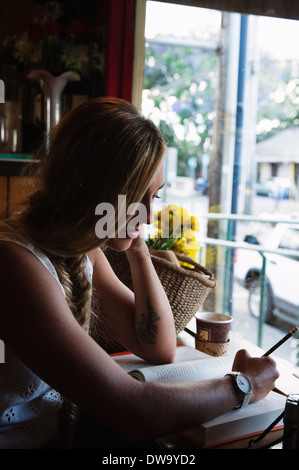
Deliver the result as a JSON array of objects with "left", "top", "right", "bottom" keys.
[
  {"left": 68, "top": 255, "right": 93, "bottom": 328},
  {"left": 39, "top": 253, "right": 94, "bottom": 446},
  {"left": 50, "top": 254, "right": 93, "bottom": 330}
]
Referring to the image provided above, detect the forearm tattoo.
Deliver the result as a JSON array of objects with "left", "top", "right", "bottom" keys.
[{"left": 137, "top": 297, "right": 160, "bottom": 344}]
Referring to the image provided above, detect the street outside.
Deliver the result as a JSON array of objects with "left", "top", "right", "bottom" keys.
[
  {"left": 233, "top": 194, "right": 299, "bottom": 366},
  {"left": 232, "top": 282, "right": 298, "bottom": 365},
  {"left": 161, "top": 189, "right": 299, "bottom": 367}
]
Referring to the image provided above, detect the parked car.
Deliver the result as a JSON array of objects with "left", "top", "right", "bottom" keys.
[
  {"left": 255, "top": 177, "right": 292, "bottom": 199},
  {"left": 234, "top": 223, "right": 299, "bottom": 324}
]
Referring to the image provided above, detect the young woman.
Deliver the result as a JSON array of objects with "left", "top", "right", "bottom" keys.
[{"left": 0, "top": 97, "right": 279, "bottom": 449}]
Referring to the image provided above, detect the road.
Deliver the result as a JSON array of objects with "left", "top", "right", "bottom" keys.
[{"left": 232, "top": 282, "right": 299, "bottom": 365}]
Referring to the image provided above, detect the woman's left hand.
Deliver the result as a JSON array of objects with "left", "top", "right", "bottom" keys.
[{"left": 125, "top": 226, "right": 148, "bottom": 255}]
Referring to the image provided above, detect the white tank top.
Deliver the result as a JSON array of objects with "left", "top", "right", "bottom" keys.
[{"left": 0, "top": 213, "right": 93, "bottom": 448}]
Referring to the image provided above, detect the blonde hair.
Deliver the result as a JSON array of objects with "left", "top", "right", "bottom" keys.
[{"left": 22, "top": 97, "right": 166, "bottom": 328}]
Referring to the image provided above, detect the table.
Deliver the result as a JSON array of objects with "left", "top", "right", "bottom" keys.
[{"left": 155, "top": 323, "right": 299, "bottom": 449}]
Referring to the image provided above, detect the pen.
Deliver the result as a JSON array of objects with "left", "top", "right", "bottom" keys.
[{"left": 262, "top": 326, "right": 299, "bottom": 356}]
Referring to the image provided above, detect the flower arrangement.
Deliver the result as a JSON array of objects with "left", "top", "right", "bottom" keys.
[
  {"left": 146, "top": 204, "right": 200, "bottom": 264},
  {"left": 3, "top": 1, "right": 104, "bottom": 77}
]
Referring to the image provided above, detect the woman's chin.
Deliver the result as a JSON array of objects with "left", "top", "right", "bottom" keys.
[{"left": 105, "top": 237, "right": 134, "bottom": 252}]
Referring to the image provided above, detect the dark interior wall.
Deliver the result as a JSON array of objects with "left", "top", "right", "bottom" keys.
[
  {"left": 0, "top": 0, "right": 106, "bottom": 55},
  {"left": 0, "top": 1, "right": 41, "bottom": 49}
]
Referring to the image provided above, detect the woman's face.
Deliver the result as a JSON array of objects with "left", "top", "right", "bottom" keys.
[{"left": 106, "top": 164, "right": 165, "bottom": 252}]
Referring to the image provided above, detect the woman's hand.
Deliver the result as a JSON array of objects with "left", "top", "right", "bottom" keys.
[
  {"left": 232, "top": 349, "right": 280, "bottom": 403},
  {"left": 125, "top": 225, "right": 148, "bottom": 255}
]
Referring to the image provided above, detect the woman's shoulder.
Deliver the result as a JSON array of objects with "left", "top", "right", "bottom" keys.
[
  {"left": 87, "top": 247, "right": 122, "bottom": 285},
  {"left": 0, "top": 240, "right": 51, "bottom": 280},
  {"left": 87, "top": 247, "right": 109, "bottom": 267},
  {"left": 0, "top": 238, "right": 33, "bottom": 262},
  {"left": 0, "top": 213, "right": 37, "bottom": 257},
  {"left": 0, "top": 236, "right": 66, "bottom": 297},
  {"left": 0, "top": 239, "right": 67, "bottom": 332}
]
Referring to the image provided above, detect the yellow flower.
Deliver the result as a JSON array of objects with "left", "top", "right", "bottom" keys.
[
  {"left": 173, "top": 238, "right": 186, "bottom": 252},
  {"left": 191, "top": 215, "right": 200, "bottom": 232},
  {"left": 147, "top": 204, "right": 200, "bottom": 266},
  {"left": 153, "top": 210, "right": 162, "bottom": 228},
  {"left": 182, "top": 228, "right": 193, "bottom": 239}
]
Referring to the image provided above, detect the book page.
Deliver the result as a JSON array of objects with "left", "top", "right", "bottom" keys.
[
  {"left": 182, "top": 391, "right": 286, "bottom": 446},
  {"left": 112, "top": 346, "right": 214, "bottom": 373},
  {"left": 273, "top": 356, "right": 299, "bottom": 396},
  {"left": 129, "top": 355, "right": 233, "bottom": 383},
  {"left": 200, "top": 391, "right": 286, "bottom": 427}
]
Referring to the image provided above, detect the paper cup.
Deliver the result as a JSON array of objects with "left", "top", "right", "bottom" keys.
[
  {"left": 195, "top": 312, "right": 233, "bottom": 343},
  {"left": 195, "top": 338, "right": 231, "bottom": 357}
]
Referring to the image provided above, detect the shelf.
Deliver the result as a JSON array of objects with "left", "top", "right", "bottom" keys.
[
  {"left": 0, "top": 153, "right": 34, "bottom": 161},
  {"left": 0, "top": 155, "right": 37, "bottom": 176}
]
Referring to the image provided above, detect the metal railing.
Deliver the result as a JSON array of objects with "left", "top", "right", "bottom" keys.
[{"left": 199, "top": 213, "right": 299, "bottom": 348}]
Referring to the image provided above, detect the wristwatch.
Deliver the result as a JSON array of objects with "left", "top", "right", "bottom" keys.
[{"left": 226, "top": 372, "right": 252, "bottom": 409}]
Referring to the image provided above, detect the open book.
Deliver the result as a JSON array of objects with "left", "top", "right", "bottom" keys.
[
  {"left": 113, "top": 346, "right": 286, "bottom": 447},
  {"left": 113, "top": 345, "right": 233, "bottom": 382}
]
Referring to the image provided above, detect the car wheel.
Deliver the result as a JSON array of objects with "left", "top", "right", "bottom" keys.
[{"left": 248, "top": 278, "right": 274, "bottom": 323}]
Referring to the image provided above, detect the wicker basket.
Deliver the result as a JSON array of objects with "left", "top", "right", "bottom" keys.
[{"left": 93, "top": 249, "right": 216, "bottom": 353}]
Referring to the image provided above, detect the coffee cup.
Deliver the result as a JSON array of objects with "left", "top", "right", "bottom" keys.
[{"left": 195, "top": 311, "right": 233, "bottom": 344}]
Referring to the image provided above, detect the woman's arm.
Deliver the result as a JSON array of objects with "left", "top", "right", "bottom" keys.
[
  {"left": 91, "top": 239, "right": 176, "bottom": 364},
  {"left": 0, "top": 242, "right": 279, "bottom": 442}
]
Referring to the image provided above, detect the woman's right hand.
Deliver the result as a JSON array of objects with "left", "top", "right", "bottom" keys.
[{"left": 232, "top": 349, "right": 280, "bottom": 403}]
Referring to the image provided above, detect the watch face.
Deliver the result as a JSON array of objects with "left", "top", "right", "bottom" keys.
[{"left": 237, "top": 373, "right": 252, "bottom": 394}]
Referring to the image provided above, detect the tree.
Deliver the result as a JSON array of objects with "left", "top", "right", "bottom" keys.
[
  {"left": 256, "top": 56, "right": 299, "bottom": 142},
  {"left": 143, "top": 40, "right": 219, "bottom": 177}
]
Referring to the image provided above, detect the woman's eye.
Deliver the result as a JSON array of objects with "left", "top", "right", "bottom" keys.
[{"left": 153, "top": 193, "right": 161, "bottom": 200}]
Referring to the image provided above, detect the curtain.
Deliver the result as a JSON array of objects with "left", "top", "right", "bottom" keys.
[{"left": 105, "top": 0, "right": 136, "bottom": 101}]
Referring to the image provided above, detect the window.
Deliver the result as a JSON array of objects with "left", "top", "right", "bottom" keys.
[{"left": 142, "top": 1, "right": 299, "bottom": 361}]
